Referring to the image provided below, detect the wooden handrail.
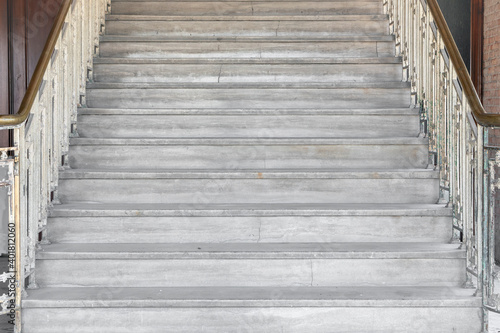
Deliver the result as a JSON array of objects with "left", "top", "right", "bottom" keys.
[
  {"left": 0, "top": 0, "right": 71, "bottom": 127},
  {"left": 427, "top": 0, "right": 500, "bottom": 126}
]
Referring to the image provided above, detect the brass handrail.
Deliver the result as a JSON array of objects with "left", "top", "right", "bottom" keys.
[
  {"left": 0, "top": 0, "right": 71, "bottom": 127},
  {"left": 427, "top": 0, "right": 500, "bottom": 127}
]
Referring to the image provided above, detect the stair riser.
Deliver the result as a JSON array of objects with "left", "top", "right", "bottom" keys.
[
  {"left": 93, "top": 63, "right": 402, "bottom": 83},
  {"left": 111, "top": 2, "right": 383, "bottom": 16},
  {"left": 35, "top": 258, "right": 464, "bottom": 287},
  {"left": 22, "top": 307, "right": 482, "bottom": 333},
  {"left": 77, "top": 114, "right": 420, "bottom": 138},
  {"left": 47, "top": 215, "right": 452, "bottom": 243},
  {"left": 57, "top": 178, "right": 439, "bottom": 204},
  {"left": 105, "top": 20, "right": 389, "bottom": 37},
  {"left": 99, "top": 41, "right": 395, "bottom": 58},
  {"left": 67, "top": 144, "right": 429, "bottom": 169},
  {"left": 86, "top": 88, "right": 409, "bottom": 109}
]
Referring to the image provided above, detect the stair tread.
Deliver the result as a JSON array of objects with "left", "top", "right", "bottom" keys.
[
  {"left": 23, "top": 286, "right": 480, "bottom": 308},
  {"left": 37, "top": 242, "right": 465, "bottom": 259},
  {"left": 100, "top": 35, "right": 394, "bottom": 42},
  {"left": 87, "top": 81, "right": 409, "bottom": 89},
  {"left": 106, "top": 14, "right": 388, "bottom": 21},
  {"left": 69, "top": 137, "right": 427, "bottom": 145},
  {"left": 77, "top": 107, "right": 417, "bottom": 115},
  {"left": 50, "top": 203, "right": 452, "bottom": 217},
  {"left": 112, "top": 0, "right": 383, "bottom": 3},
  {"left": 93, "top": 57, "right": 402, "bottom": 65},
  {"left": 59, "top": 169, "right": 438, "bottom": 179}
]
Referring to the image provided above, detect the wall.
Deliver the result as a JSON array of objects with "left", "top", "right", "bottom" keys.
[
  {"left": 0, "top": 0, "right": 63, "bottom": 147},
  {"left": 483, "top": 0, "right": 500, "bottom": 262},
  {"left": 483, "top": 0, "right": 500, "bottom": 113}
]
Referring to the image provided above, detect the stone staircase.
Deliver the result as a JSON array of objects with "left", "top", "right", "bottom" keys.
[{"left": 22, "top": 0, "right": 483, "bottom": 331}]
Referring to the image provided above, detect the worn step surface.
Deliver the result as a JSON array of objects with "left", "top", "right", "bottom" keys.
[
  {"left": 35, "top": 243, "right": 465, "bottom": 287},
  {"left": 99, "top": 39, "right": 396, "bottom": 58},
  {"left": 57, "top": 169, "right": 440, "bottom": 204},
  {"left": 22, "top": 286, "right": 481, "bottom": 333},
  {"left": 76, "top": 108, "right": 420, "bottom": 138},
  {"left": 67, "top": 137, "right": 428, "bottom": 169},
  {"left": 93, "top": 56, "right": 403, "bottom": 64},
  {"left": 105, "top": 19, "right": 389, "bottom": 37},
  {"left": 48, "top": 203, "right": 452, "bottom": 243},
  {"left": 106, "top": 14, "right": 390, "bottom": 21},
  {"left": 86, "top": 83, "right": 410, "bottom": 109},
  {"left": 93, "top": 63, "right": 402, "bottom": 83},
  {"left": 110, "top": 1, "right": 383, "bottom": 16}
]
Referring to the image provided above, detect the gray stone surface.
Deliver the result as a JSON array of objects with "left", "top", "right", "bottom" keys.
[
  {"left": 86, "top": 86, "right": 410, "bottom": 109},
  {"left": 24, "top": 286, "right": 481, "bottom": 307},
  {"left": 94, "top": 55, "right": 403, "bottom": 63},
  {"left": 36, "top": 257, "right": 465, "bottom": 287},
  {"left": 57, "top": 171, "right": 440, "bottom": 204},
  {"left": 22, "top": 306, "right": 482, "bottom": 333},
  {"left": 77, "top": 109, "right": 420, "bottom": 138},
  {"left": 93, "top": 63, "right": 402, "bottom": 83},
  {"left": 105, "top": 19, "right": 389, "bottom": 37},
  {"left": 491, "top": 312, "right": 500, "bottom": 332},
  {"left": 99, "top": 40, "right": 396, "bottom": 58},
  {"left": 106, "top": 14, "right": 390, "bottom": 21},
  {"left": 67, "top": 138, "right": 429, "bottom": 169},
  {"left": 110, "top": 1, "right": 383, "bottom": 16},
  {"left": 47, "top": 214, "right": 452, "bottom": 243}
]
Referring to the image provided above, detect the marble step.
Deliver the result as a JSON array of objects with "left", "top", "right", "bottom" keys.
[
  {"left": 113, "top": 0, "right": 382, "bottom": 2},
  {"left": 106, "top": 14, "right": 389, "bottom": 21},
  {"left": 92, "top": 63, "right": 402, "bottom": 83},
  {"left": 76, "top": 108, "right": 419, "bottom": 138},
  {"left": 34, "top": 243, "right": 465, "bottom": 287},
  {"left": 104, "top": 19, "right": 389, "bottom": 37},
  {"left": 48, "top": 203, "right": 452, "bottom": 243},
  {"left": 85, "top": 83, "right": 409, "bottom": 109},
  {"left": 22, "top": 286, "right": 481, "bottom": 332},
  {"left": 100, "top": 35, "right": 395, "bottom": 41},
  {"left": 92, "top": 56, "right": 403, "bottom": 64},
  {"left": 99, "top": 39, "right": 395, "bottom": 58},
  {"left": 110, "top": 1, "right": 383, "bottom": 16},
  {"left": 57, "top": 169, "right": 439, "bottom": 204},
  {"left": 67, "top": 137, "right": 428, "bottom": 170}
]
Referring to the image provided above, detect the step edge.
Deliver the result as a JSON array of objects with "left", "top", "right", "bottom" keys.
[
  {"left": 57, "top": 169, "right": 440, "bottom": 180},
  {"left": 93, "top": 57, "right": 403, "bottom": 64},
  {"left": 105, "top": 14, "right": 389, "bottom": 21},
  {"left": 76, "top": 108, "right": 417, "bottom": 115}
]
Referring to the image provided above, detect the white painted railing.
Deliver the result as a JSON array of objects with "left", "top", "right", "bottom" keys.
[
  {"left": 384, "top": 0, "right": 500, "bottom": 328},
  {"left": 0, "top": 0, "right": 110, "bottom": 331}
]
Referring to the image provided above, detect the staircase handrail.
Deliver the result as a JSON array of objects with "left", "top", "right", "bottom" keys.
[
  {"left": 0, "top": 0, "right": 71, "bottom": 128},
  {"left": 426, "top": 0, "right": 500, "bottom": 126}
]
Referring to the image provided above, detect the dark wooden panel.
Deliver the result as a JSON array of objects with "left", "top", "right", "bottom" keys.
[
  {"left": 10, "top": 0, "right": 27, "bottom": 114},
  {"left": 26, "top": 0, "right": 62, "bottom": 81},
  {"left": 471, "top": 0, "right": 483, "bottom": 99},
  {"left": 0, "top": 0, "right": 9, "bottom": 147}
]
